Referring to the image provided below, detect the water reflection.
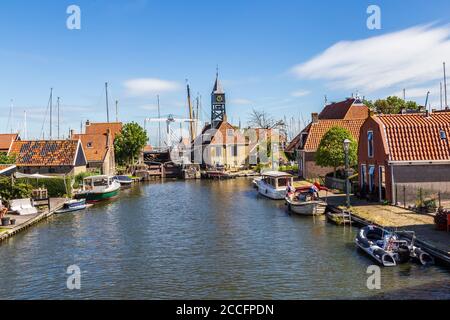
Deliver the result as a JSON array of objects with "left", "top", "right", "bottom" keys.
[{"left": 0, "top": 179, "right": 448, "bottom": 299}]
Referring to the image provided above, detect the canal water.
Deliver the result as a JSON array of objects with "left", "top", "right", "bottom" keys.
[{"left": 0, "top": 179, "right": 448, "bottom": 299}]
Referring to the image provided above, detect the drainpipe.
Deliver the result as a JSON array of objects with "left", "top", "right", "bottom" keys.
[{"left": 390, "top": 164, "right": 395, "bottom": 205}]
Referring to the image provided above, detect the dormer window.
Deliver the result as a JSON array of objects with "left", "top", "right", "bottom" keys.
[
  {"left": 440, "top": 129, "right": 447, "bottom": 140},
  {"left": 87, "top": 142, "right": 93, "bottom": 148},
  {"left": 367, "top": 131, "right": 374, "bottom": 158}
]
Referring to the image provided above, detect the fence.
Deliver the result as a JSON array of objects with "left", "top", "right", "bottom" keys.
[{"left": 395, "top": 183, "right": 450, "bottom": 212}]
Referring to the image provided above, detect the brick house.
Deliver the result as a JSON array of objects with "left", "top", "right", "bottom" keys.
[
  {"left": 72, "top": 132, "right": 116, "bottom": 175},
  {"left": 0, "top": 133, "right": 20, "bottom": 154},
  {"left": 287, "top": 98, "right": 368, "bottom": 179},
  {"left": 8, "top": 140, "right": 87, "bottom": 175},
  {"left": 358, "top": 111, "right": 450, "bottom": 203}
]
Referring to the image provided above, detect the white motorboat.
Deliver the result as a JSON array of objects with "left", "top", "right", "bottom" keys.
[{"left": 255, "top": 171, "right": 293, "bottom": 200}]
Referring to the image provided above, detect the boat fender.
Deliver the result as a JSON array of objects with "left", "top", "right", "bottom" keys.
[{"left": 412, "top": 247, "right": 435, "bottom": 266}]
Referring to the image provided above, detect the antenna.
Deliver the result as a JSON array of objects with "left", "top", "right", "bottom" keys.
[
  {"left": 403, "top": 88, "right": 406, "bottom": 101},
  {"left": 440, "top": 82, "right": 443, "bottom": 110},
  {"left": 105, "top": 82, "right": 110, "bottom": 123},
  {"left": 444, "top": 62, "right": 448, "bottom": 109}
]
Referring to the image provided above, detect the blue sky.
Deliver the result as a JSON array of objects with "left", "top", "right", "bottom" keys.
[{"left": 1, "top": 0, "right": 450, "bottom": 142}]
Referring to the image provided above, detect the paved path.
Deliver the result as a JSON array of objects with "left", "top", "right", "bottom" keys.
[{"left": 0, "top": 198, "right": 66, "bottom": 241}]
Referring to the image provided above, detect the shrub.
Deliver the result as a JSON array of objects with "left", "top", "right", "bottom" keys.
[
  {"left": 17, "top": 177, "right": 73, "bottom": 198},
  {"left": 0, "top": 177, "right": 33, "bottom": 200}
]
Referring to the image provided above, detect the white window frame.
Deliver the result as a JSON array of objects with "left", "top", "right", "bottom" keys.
[{"left": 367, "top": 131, "right": 374, "bottom": 158}]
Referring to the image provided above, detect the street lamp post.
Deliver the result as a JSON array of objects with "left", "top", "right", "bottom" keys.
[{"left": 343, "top": 139, "right": 351, "bottom": 208}]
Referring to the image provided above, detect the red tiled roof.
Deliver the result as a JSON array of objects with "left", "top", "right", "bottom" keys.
[
  {"left": 303, "top": 119, "right": 366, "bottom": 151},
  {"left": 85, "top": 122, "right": 122, "bottom": 140},
  {"left": 9, "top": 140, "right": 83, "bottom": 167},
  {"left": 0, "top": 133, "right": 19, "bottom": 152},
  {"left": 319, "top": 98, "right": 368, "bottom": 120},
  {"left": 376, "top": 112, "right": 450, "bottom": 161},
  {"left": 72, "top": 133, "right": 109, "bottom": 162}
]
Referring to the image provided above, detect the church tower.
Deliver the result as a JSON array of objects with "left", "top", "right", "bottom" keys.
[{"left": 211, "top": 70, "right": 226, "bottom": 128}]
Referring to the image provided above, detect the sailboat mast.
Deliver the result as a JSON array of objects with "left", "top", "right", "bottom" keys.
[
  {"left": 9, "top": 99, "right": 14, "bottom": 134},
  {"left": 115, "top": 100, "right": 119, "bottom": 122},
  {"left": 157, "top": 95, "right": 161, "bottom": 148},
  {"left": 105, "top": 82, "right": 110, "bottom": 123},
  {"left": 49, "top": 88, "right": 53, "bottom": 140},
  {"left": 24, "top": 110, "right": 27, "bottom": 140},
  {"left": 444, "top": 62, "right": 448, "bottom": 109},
  {"left": 186, "top": 83, "right": 194, "bottom": 142},
  {"left": 57, "top": 97, "right": 60, "bottom": 139}
]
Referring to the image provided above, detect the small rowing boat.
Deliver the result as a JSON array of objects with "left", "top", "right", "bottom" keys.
[
  {"left": 113, "top": 175, "right": 133, "bottom": 187},
  {"left": 55, "top": 199, "right": 92, "bottom": 214}
]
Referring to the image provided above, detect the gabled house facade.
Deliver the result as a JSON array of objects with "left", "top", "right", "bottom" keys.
[
  {"left": 193, "top": 119, "right": 248, "bottom": 169},
  {"left": 358, "top": 111, "right": 450, "bottom": 203},
  {"left": 72, "top": 132, "right": 116, "bottom": 175},
  {"left": 287, "top": 98, "right": 368, "bottom": 179},
  {"left": 8, "top": 140, "right": 87, "bottom": 175}
]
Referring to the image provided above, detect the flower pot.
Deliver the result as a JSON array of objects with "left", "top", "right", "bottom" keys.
[
  {"left": 10, "top": 219, "right": 16, "bottom": 226},
  {"left": 1, "top": 217, "right": 10, "bottom": 226}
]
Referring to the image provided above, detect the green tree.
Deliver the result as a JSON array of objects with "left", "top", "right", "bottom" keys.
[
  {"left": 0, "top": 152, "right": 16, "bottom": 164},
  {"left": 114, "top": 122, "right": 148, "bottom": 165},
  {"left": 315, "top": 126, "right": 357, "bottom": 178},
  {"left": 372, "top": 96, "right": 419, "bottom": 114}
]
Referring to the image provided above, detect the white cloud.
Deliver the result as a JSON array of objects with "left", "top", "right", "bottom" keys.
[
  {"left": 291, "top": 90, "right": 310, "bottom": 97},
  {"left": 291, "top": 24, "right": 450, "bottom": 93},
  {"left": 124, "top": 78, "right": 181, "bottom": 96},
  {"left": 231, "top": 98, "right": 253, "bottom": 105}
]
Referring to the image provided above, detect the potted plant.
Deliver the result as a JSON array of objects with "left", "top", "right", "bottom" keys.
[
  {"left": 434, "top": 207, "right": 448, "bottom": 231},
  {"left": 0, "top": 200, "right": 10, "bottom": 226}
]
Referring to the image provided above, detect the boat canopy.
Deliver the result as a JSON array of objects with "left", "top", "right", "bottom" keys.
[
  {"left": 84, "top": 175, "right": 111, "bottom": 181},
  {"left": 261, "top": 171, "right": 292, "bottom": 178}
]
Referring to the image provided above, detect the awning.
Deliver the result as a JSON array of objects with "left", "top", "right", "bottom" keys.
[{"left": 14, "top": 172, "right": 63, "bottom": 179}]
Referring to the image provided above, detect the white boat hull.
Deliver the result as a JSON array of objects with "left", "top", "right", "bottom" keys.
[
  {"left": 256, "top": 181, "right": 286, "bottom": 200},
  {"left": 286, "top": 199, "right": 327, "bottom": 216}
]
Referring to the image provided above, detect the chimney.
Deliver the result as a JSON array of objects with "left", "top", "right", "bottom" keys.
[
  {"left": 70, "top": 129, "right": 75, "bottom": 139},
  {"left": 223, "top": 114, "right": 228, "bottom": 123},
  {"left": 85, "top": 120, "right": 90, "bottom": 127},
  {"left": 106, "top": 128, "right": 111, "bottom": 147},
  {"left": 311, "top": 113, "right": 319, "bottom": 123}
]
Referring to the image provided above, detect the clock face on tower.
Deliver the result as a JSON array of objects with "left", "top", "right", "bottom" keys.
[{"left": 216, "top": 95, "right": 224, "bottom": 103}]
